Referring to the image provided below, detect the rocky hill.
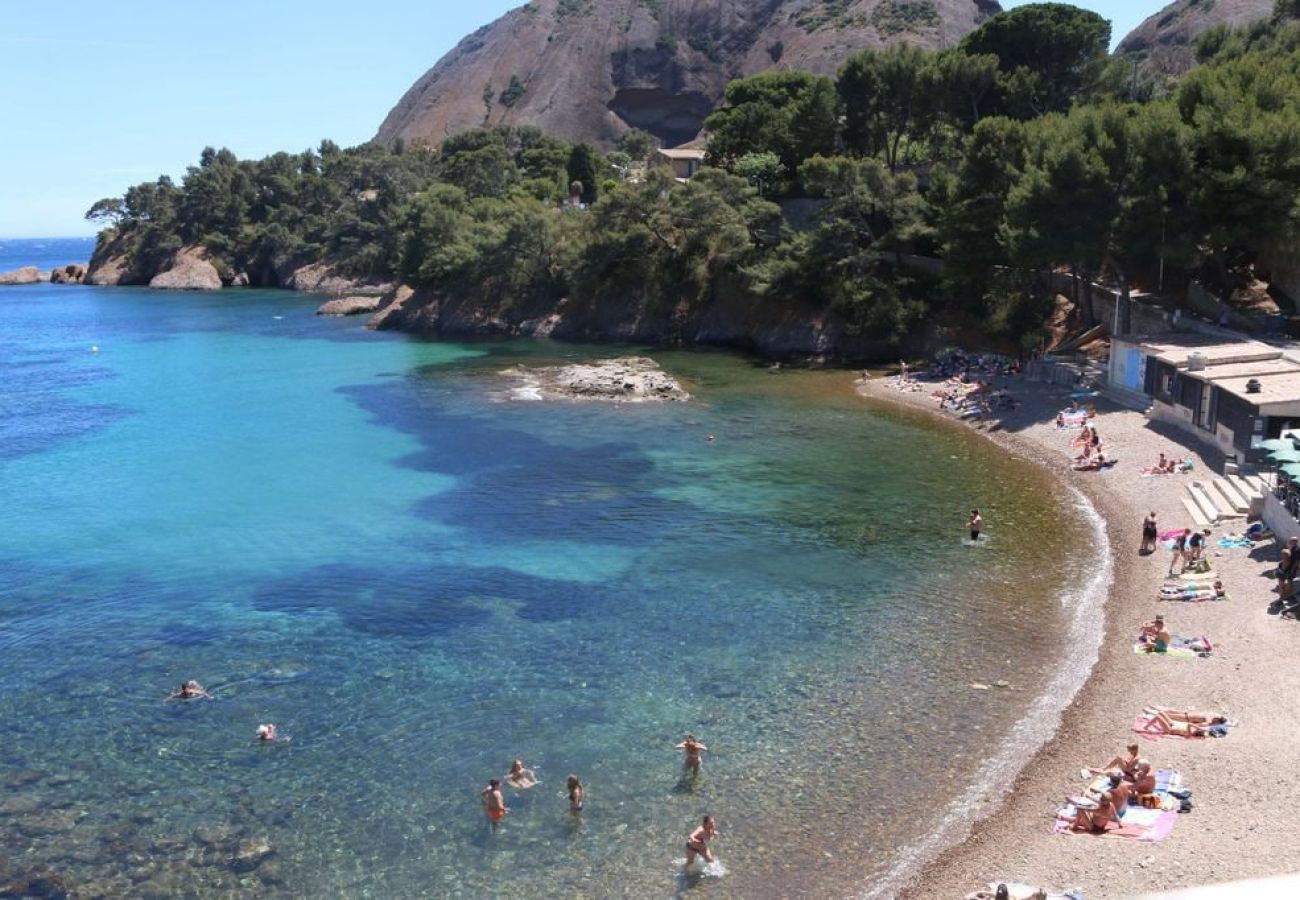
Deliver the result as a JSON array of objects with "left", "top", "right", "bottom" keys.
[
  {"left": 1117, "top": 0, "right": 1274, "bottom": 79},
  {"left": 375, "top": 0, "right": 1002, "bottom": 150}
]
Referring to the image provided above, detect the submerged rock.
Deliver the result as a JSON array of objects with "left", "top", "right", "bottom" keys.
[
  {"left": 229, "top": 838, "right": 274, "bottom": 873},
  {"left": 502, "top": 356, "right": 689, "bottom": 403}
]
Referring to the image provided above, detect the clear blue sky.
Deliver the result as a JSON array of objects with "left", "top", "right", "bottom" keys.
[{"left": 0, "top": 0, "right": 1167, "bottom": 237}]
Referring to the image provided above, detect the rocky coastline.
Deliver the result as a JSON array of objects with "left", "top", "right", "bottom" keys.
[{"left": 5, "top": 241, "right": 909, "bottom": 361}]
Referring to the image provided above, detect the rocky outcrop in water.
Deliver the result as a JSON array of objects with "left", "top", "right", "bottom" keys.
[
  {"left": 375, "top": 0, "right": 1002, "bottom": 150},
  {"left": 148, "top": 247, "right": 223, "bottom": 291},
  {"left": 0, "top": 265, "right": 42, "bottom": 285},
  {"left": 502, "top": 356, "right": 690, "bottom": 402},
  {"left": 49, "top": 264, "right": 87, "bottom": 284},
  {"left": 317, "top": 295, "right": 383, "bottom": 316},
  {"left": 288, "top": 262, "right": 394, "bottom": 297}
]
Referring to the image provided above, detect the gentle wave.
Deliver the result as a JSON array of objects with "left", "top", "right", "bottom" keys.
[{"left": 863, "top": 485, "right": 1112, "bottom": 899}]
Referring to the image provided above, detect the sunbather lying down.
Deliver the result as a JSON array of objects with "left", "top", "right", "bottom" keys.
[
  {"left": 1158, "top": 582, "right": 1226, "bottom": 602},
  {"left": 1142, "top": 707, "right": 1231, "bottom": 736},
  {"left": 964, "top": 882, "right": 1054, "bottom": 900}
]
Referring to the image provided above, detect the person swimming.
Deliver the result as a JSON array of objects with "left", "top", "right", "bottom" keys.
[
  {"left": 566, "top": 774, "right": 584, "bottom": 812},
  {"left": 256, "top": 723, "right": 290, "bottom": 743},
  {"left": 481, "top": 778, "right": 508, "bottom": 827},
  {"left": 675, "top": 734, "right": 707, "bottom": 773},
  {"left": 167, "top": 679, "right": 213, "bottom": 701},
  {"left": 684, "top": 814, "right": 719, "bottom": 868},
  {"left": 506, "top": 759, "right": 539, "bottom": 789}
]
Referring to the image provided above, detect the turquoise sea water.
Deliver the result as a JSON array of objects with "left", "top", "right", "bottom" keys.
[{"left": 0, "top": 275, "right": 1102, "bottom": 897}]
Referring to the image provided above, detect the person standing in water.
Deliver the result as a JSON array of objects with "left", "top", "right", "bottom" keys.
[
  {"left": 675, "top": 734, "right": 707, "bottom": 774},
  {"left": 684, "top": 815, "right": 719, "bottom": 868},
  {"left": 481, "top": 778, "right": 508, "bottom": 828},
  {"left": 968, "top": 509, "right": 983, "bottom": 543},
  {"left": 566, "top": 775, "right": 584, "bottom": 813}
]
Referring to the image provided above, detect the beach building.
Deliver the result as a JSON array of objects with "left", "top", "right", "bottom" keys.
[
  {"left": 1107, "top": 333, "right": 1300, "bottom": 461},
  {"left": 656, "top": 147, "right": 706, "bottom": 181}
]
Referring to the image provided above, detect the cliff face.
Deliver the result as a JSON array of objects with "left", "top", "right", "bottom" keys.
[
  {"left": 376, "top": 0, "right": 1002, "bottom": 150},
  {"left": 1117, "top": 0, "right": 1274, "bottom": 79}
]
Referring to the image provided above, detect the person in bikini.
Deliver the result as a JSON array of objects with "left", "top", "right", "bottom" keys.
[
  {"left": 1142, "top": 708, "right": 1228, "bottom": 736},
  {"left": 1067, "top": 790, "right": 1116, "bottom": 834},
  {"left": 676, "top": 734, "right": 707, "bottom": 774},
  {"left": 684, "top": 815, "right": 719, "bottom": 867},
  {"left": 481, "top": 778, "right": 508, "bottom": 828},
  {"left": 1137, "top": 614, "right": 1170, "bottom": 652},
  {"left": 505, "top": 759, "right": 539, "bottom": 789},
  {"left": 1085, "top": 742, "right": 1140, "bottom": 780}
]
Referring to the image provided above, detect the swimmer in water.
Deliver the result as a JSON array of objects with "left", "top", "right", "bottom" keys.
[
  {"left": 505, "top": 759, "right": 539, "bottom": 789},
  {"left": 968, "top": 509, "right": 983, "bottom": 543},
  {"left": 684, "top": 815, "right": 719, "bottom": 868},
  {"left": 566, "top": 774, "right": 584, "bottom": 812},
  {"left": 706, "top": 435, "right": 716, "bottom": 443},
  {"left": 481, "top": 778, "right": 508, "bottom": 827},
  {"left": 167, "top": 679, "right": 213, "bottom": 701},
  {"left": 675, "top": 734, "right": 707, "bottom": 773},
  {"left": 256, "top": 723, "right": 290, "bottom": 743}
]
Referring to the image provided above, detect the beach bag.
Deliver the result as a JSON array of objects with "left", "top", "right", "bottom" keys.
[{"left": 1179, "top": 797, "right": 1194, "bottom": 813}]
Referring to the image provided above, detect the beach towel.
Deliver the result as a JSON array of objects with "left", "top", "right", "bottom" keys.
[
  {"left": 1158, "top": 529, "right": 1184, "bottom": 541},
  {"left": 1133, "top": 636, "right": 1212, "bottom": 658},
  {"left": 1217, "top": 536, "right": 1254, "bottom": 549},
  {"left": 1053, "top": 804, "right": 1177, "bottom": 841}
]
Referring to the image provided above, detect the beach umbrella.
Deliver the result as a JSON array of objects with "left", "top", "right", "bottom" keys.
[
  {"left": 1259, "top": 438, "right": 1297, "bottom": 452},
  {"left": 1267, "top": 447, "right": 1300, "bottom": 464},
  {"left": 1280, "top": 463, "right": 1300, "bottom": 480}
]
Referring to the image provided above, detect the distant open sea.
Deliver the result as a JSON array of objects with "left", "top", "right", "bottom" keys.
[
  {"left": 0, "top": 244, "right": 1106, "bottom": 897},
  {"left": 0, "top": 236, "right": 96, "bottom": 272}
]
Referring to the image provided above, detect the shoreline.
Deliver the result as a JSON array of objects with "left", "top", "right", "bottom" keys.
[{"left": 856, "top": 373, "right": 1298, "bottom": 898}]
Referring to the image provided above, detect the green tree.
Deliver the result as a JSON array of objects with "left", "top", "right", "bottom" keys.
[
  {"left": 704, "top": 71, "right": 837, "bottom": 175},
  {"left": 566, "top": 143, "right": 600, "bottom": 205},
  {"left": 961, "top": 3, "right": 1111, "bottom": 118},
  {"left": 733, "top": 151, "right": 784, "bottom": 196}
]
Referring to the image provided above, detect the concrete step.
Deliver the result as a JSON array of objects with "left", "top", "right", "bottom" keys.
[
  {"left": 1212, "top": 478, "right": 1250, "bottom": 514},
  {"left": 1227, "top": 474, "right": 1263, "bottom": 500},
  {"left": 1245, "top": 474, "right": 1269, "bottom": 494},
  {"left": 1181, "top": 496, "right": 1213, "bottom": 529},
  {"left": 1190, "top": 482, "right": 1234, "bottom": 521}
]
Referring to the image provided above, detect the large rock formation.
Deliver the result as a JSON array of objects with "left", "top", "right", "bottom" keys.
[
  {"left": 500, "top": 357, "right": 691, "bottom": 402},
  {"left": 1117, "top": 0, "right": 1274, "bottom": 80},
  {"left": 376, "top": 0, "right": 1002, "bottom": 150},
  {"left": 0, "top": 266, "right": 42, "bottom": 285},
  {"left": 148, "top": 247, "right": 223, "bottom": 291}
]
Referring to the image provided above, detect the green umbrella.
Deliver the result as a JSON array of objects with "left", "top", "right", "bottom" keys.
[
  {"left": 1281, "top": 462, "right": 1300, "bottom": 480},
  {"left": 1268, "top": 447, "right": 1300, "bottom": 463},
  {"left": 1259, "top": 438, "right": 1297, "bottom": 452}
]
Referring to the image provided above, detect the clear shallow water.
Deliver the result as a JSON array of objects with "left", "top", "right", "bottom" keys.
[{"left": 0, "top": 283, "right": 1100, "bottom": 897}]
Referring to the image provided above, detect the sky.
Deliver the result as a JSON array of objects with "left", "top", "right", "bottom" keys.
[{"left": 0, "top": 0, "right": 1169, "bottom": 237}]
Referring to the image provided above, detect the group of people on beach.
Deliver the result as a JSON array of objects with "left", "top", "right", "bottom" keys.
[
  {"left": 1057, "top": 406, "right": 1115, "bottom": 472},
  {"left": 1140, "top": 451, "right": 1192, "bottom": 476},
  {"left": 479, "top": 734, "right": 719, "bottom": 870}
]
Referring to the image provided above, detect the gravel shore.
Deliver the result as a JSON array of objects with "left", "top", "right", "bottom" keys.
[{"left": 857, "top": 371, "right": 1297, "bottom": 899}]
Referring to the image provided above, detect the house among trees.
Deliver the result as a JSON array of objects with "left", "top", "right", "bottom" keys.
[{"left": 656, "top": 147, "right": 706, "bottom": 182}]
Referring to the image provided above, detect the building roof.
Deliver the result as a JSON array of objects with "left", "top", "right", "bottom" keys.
[
  {"left": 1119, "top": 332, "right": 1280, "bottom": 367},
  {"left": 1184, "top": 358, "right": 1300, "bottom": 383},
  {"left": 657, "top": 148, "right": 707, "bottom": 160},
  {"left": 1214, "top": 370, "right": 1300, "bottom": 415}
]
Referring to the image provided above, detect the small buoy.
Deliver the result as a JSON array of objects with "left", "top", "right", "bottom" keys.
[{"left": 90, "top": 345, "right": 99, "bottom": 353}]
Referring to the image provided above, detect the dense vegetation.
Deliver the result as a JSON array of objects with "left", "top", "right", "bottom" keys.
[{"left": 90, "top": 2, "right": 1300, "bottom": 355}]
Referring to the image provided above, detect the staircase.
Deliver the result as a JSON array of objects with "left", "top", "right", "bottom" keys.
[{"left": 1182, "top": 475, "right": 1269, "bottom": 525}]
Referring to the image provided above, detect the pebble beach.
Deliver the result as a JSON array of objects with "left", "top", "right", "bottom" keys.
[{"left": 859, "top": 370, "right": 1300, "bottom": 899}]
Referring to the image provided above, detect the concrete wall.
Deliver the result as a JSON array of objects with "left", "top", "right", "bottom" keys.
[
  {"left": 1148, "top": 399, "right": 1240, "bottom": 459},
  {"left": 1262, "top": 491, "right": 1299, "bottom": 544}
]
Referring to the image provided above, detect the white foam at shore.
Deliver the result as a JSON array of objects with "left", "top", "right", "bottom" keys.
[{"left": 863, "top": 486, "right": 1112, "bottom": 899}]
